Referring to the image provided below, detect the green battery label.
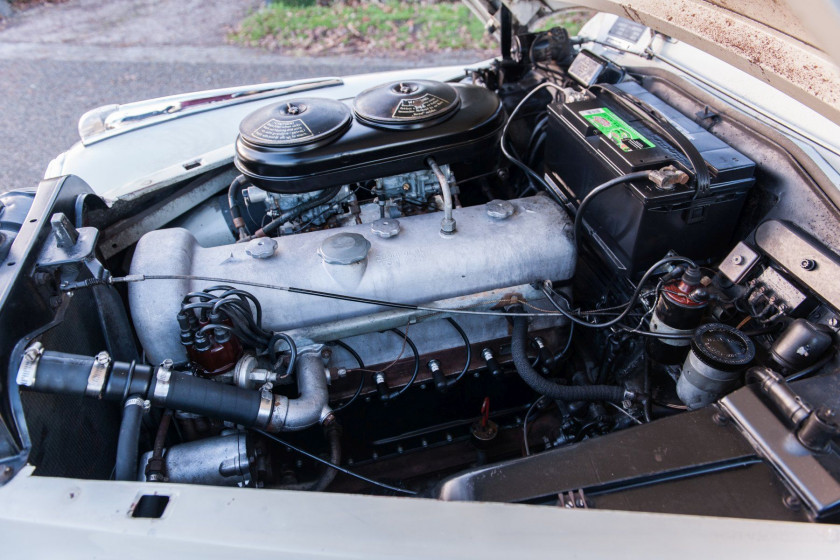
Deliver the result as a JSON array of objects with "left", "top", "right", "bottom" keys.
[{"left": 579, "top": 107, "right": 655, "bottom": 152}]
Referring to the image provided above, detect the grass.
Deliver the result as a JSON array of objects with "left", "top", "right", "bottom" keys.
[
  {"left": 229, "top": 0, "right": 496, "bottom": 54},
  {"left": 533, "top": 9, "right": 594, "bottom": 37}
]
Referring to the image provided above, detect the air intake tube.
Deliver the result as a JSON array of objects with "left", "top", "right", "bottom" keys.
[
  {"left": 509, "top": 308, "right": 629, "bottom": 402},
  {"left": 15, "top": 343, "right": 331, "bottom": 432}
]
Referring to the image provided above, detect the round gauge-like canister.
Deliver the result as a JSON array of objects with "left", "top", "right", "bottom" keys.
[
  {"left": 238, "top": 97, "right": 352, "bottom": 149},
  {"left": 353, "top": 80, "right": 460, "bottom": 129}
]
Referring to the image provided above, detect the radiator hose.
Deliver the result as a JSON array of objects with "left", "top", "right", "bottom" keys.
[
  {"left": 115, "top": 395, "right": 145, "bottom": 481},
  {"left": 510, "top": 307, "right": 628, "bottom": 402}
]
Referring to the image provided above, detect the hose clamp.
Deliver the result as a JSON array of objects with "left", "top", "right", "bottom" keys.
[
  {"left": 256, "top": 383, "right": 274, "bottom": 428},
  {"left": 85, "top": 351, "right": 111, "bottom": 398},
  {"left": 152, "top": 359, "right": 173, "bottom": 402},
  {"left": 16, "top": 342, "right": 44, "bottom": 387},
  {"left": 124, "top": 395, "right": 147, "bottom": 410}
]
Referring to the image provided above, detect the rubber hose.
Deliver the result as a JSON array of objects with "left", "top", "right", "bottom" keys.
[
  {"left": 115, "top": 395, "right": 145, "bottom": 481},
  {"left": 510, "top": 309, "right": 626, "bottom": 402}
]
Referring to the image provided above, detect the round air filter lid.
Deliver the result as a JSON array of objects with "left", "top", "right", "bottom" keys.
[
  {"left": 353, "top": 80, "right": 460, "bottom": 129},
  {"left": 691, "top": 323, "right": 756, "bottom": 372},
  {"left": 239, "top": 97, "right": 352, "bottom": 148}
]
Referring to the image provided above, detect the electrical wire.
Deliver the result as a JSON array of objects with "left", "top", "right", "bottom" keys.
[
  {"left": 786, "top": 351, "right": 834, "bottom": 382},
  {"left": 252, "top": 429, "right": 417, "bottom": 495},
  {"left": 329, "top": 340, "right": 365, "bottom": 413},
  {"left": 386, "top": 328, "right": 420, "bottom": 400},
  {"left": 439, "top": 318, "right": 472, "bottom": 389},
  {"left": 522, "top": 396, "right": 546, "bottom": 456},
  {"left": 607, "top": 401, "right": 643, "bottom": 425},
  {"left": 573, "top": 171, "right": 651, "bottom": 254},
  {"left": 541, "top": 255, "right": 697, "bottom": 328},
  {"left": 499, "top": 81, "right": 566, "bottom": 198},
  {"left": 268, "top": 332, "right": 297, "bottom": 377}
]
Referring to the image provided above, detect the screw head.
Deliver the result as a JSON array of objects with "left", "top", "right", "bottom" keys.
[
  {"left": 828, "top": 318, "right": 838, "bottom": 329},
  {"left": 712, "top": 412, "right": 729, "bottom": 426},
  {"left": 800, "top": 259, "right": 817, "bottom": 271},
  {"left": 783, "top": 494, "right": 802, "bottom": 511},
  {"left": 731, "top": 255, "right": 744, "bottom": 265}
]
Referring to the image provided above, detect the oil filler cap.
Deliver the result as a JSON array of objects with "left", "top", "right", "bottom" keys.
[
  {"left": 238, "top": 97, "right": 352, "bottom": 149},
  {"left": 318, "top": 233, "right": 371, "bottom": 265},
  {"left": 353, "top": 80, "right": 460, "bottom": 129}
]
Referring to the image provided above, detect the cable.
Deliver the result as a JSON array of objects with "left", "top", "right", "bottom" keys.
[
  {"left": 87, "top": 274, "right": 582, "bottom": 318},
  {"left": 541, "top": 255, "right": 697, "bottom": 329},
  {"left": 227, "top": 175, "right": 250, "bottom": 239},
  {"left": 500, "top": 81, "right": 565, "bottom": 198},
  {"left": 252, "top": 429, "right": 417, "bottom": 495},
  {"left": 786, "top": 351, "right": 834, "bottom": 382},
  {"left": 523, "top": 396, "right": 546, "bottom": 456},
  {"left": 329, "top": 340, "right": 365, "bottom": 413},
  {"left": 439, "top": 318, "right": 472, "bottom": 389},
  {"left": 592, "top": 84, "right": 711, "bottom": 198},
  {"left": 607, "top": 401, "right": 643, "bottom": 425},
  {"left": 573, "top": 171, "right": 651, "bottom": 254},
  {"left": 385, "top": 328, "right": 420, "bottom": 400},
  {"left": 549, "top": 292, "right": 575, "bottom": 360},
  {"left": 268, "top": 332, "right": 297, "bottom": 377}
]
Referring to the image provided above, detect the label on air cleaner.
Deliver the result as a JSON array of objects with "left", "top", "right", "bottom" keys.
[
  {"left": 579, "top": 107, "right": 655, "bottom": 152},
  {"left": 251, "top": 118, "right": 314, "bottom": 143},
  {"left": 392, "top": 93, "right": 449, "bottom": 119}
]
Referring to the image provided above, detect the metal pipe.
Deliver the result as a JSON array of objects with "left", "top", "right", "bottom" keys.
[
  {"left": 427, "top": 157, "right": 456, "bottom": 234},
  {"left": 266, "top": 351, "right": 331, "bottom": 432}
]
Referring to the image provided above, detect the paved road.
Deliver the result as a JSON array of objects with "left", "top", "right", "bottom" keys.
[{"left": 0, "top": 0, "right": 486, "bottom": 193}]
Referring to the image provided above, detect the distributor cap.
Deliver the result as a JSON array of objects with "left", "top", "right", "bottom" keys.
[{"left": 353, "top": 80, "right": 461, "bottom": 129}]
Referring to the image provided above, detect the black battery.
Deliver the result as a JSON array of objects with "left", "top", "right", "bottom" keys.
[{"left": 545, "top": 81, "right": 755, "bottom": 277}]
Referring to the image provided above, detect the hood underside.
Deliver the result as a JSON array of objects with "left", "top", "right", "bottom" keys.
[{"left": 495, "top": 0, "right": 840, "bottom": 124}]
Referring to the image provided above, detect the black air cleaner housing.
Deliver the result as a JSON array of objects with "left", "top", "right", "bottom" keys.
[{"left": 234, "top": 81, "right": 505, "bottom": 193}]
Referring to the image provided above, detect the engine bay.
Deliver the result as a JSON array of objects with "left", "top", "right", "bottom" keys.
[{"left": 5, "top": 24, "right": 840, "bottom": 523}]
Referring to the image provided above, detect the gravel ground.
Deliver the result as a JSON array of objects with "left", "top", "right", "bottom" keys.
[{"left": 0, "top": 0, "right": 490, "bottom": 192}]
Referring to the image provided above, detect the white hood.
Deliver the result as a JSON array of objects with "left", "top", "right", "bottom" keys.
[{"left": 495, "top": 0, "right": 840, "bottom": 123}]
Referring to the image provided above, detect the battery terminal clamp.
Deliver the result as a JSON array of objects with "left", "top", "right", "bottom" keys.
[{"left": 649, "top": 165, "right": 690, "bottom": 191}]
